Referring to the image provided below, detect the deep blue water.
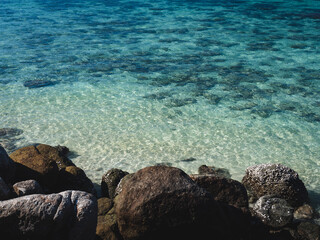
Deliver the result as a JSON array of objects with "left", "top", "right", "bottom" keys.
[{"left": 1, "top": 0, "right": 320, "bottom": 209}]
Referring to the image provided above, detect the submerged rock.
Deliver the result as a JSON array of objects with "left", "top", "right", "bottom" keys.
[
  {"left": 0, "top": 128, "right": 23, "bottom": 153},
  {"left": 253, "top": 195, "right": 294, "bottom": 228},
  {"left": 0, "top": 190, "right": 97, "bottom": 240},
  {"left": 242, "top": 164, "right": 309, "bottom": 207},
  {"left": 23, "top": 79, "right": 58, "bottom": 88}
]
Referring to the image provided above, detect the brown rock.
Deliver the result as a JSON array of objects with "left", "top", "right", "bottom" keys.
[
  {"left": 10, "top": 145, "right": 60, "bottom": 189},
  {"left": 190, "top": 174, "right": 248, "bottom": 211},
  {"left": 98, "top": 197, "right": 114, "bottom": 216},
  {"left": 114, "top": 165, "right": 227, "bottom": 240},
  {"left": 58, "top": 166, "right": 96, "bottom": 195},
  {"left": 101, "top": 168, "right": 129, "bottom": 199},
  {"left": 96, "top": 207, "right": 123, "bottom": 240},
  {"left": 297, "top": 222, "right": 320, "bottom": 240},
  {"left": 294, "top": 204, "right": 315, "bottom": 221}
]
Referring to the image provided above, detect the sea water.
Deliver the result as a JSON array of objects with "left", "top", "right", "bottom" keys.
[{"left": 1, "top": 0, "right": 320, "bottom": 208}]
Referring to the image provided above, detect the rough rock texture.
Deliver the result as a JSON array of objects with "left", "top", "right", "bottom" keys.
[
  {"left": 98, "top": 197, "right": 114, "bottom": 216},
  {"left": 253, "top": 195, "right": 294, "bottom": 228},
  {"left": 9, "top": 144, "right": 75, "bottom": 191},
  {"left": 13, "top": 180, "right": 43, "bottom": 197},
  {"left": 10, "top": 145, "right": 60, "bottom": 189},
  {"left": 190, "top": 174, "right": 248, "bottom": 211},
  {"left": 296, "top": 222, "right": 320, "bottom": 240},
  {"left": 114, "top": 165, "right": 233, "bottom": 240},
  {"left": 96, "top": 207, "right": 123, "bottom": 240},
  {"left": 294, "top": 204, "right": 315, "bottom": 221},
  {"left": 0, "top": 190, "right": 98, "bottom": 240},
  {"left": 0, "top": 176, "right": 11, "bottom": 200},
  {"left": 242, "top": 164, "right": 309, "bottom": 207},
  {"left": 198, "top": 165, "right": 231, "bottom": 178},
  {"left": 58, "top": 166, "right": 96, "bottom": 195},
  {"left": 0, "top": 145, "right": 16, "bottom": 183},
  {"left": 101, "top": 168, "right": 129, "bottom": 199}
]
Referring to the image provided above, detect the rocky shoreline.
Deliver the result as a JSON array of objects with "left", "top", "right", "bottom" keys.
[{"left": 0, "top": 144, "right": 319, "bottom": 240}]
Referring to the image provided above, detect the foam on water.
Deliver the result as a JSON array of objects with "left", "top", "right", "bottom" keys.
[{"left": 1, "top": 0, "right": 320, "bottom": 209}]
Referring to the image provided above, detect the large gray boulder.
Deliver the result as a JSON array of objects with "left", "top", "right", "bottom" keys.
[
  {"left": 0, "top": 145, "right": 16, "bottom": 183},
  {"left": 114, "top": 165, "right": 239, "bottom": 240},
  {"left": 242, "top": 163, "right": 309, "bottom": 207},
  {"left": 0, "top": 190, "right": 98, "bottom": 240}
]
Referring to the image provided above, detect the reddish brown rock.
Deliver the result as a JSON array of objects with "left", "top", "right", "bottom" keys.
[
  {"left": 114, "top": 165, "right": 230, "bottom": 240},
  {"left": 58, "top": 166, "right": 96, "bottom": 195},
  {"left": 10, "top": 145, "right": 60, "bottom": 189}
]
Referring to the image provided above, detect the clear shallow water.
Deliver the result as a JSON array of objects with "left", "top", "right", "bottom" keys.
[{"left": 1, "top": 0, "right": 320, "bottom": 208}]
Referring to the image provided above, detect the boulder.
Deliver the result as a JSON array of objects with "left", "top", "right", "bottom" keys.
[
  {"left": 114, "top": 165, "right": 231, "bottom": 240},
  {"left": 13, "top": 180, "right": 43, "bottom": 197},
  {"left": 98, "top": 197, "right": 114, "bottom": 216},
  {"left": 58, "top": 166, "right": 96, "bottom": 195},
  {"left": 0, "top": 177, "right": 11, "bottom": 200},
  {"left": 294, "top": 204, "right": 316, "bottom": 221},
  {"left": 0, "top": 145, "right": 16, "bottom": 183},
  {"left": 96, "top": 207, "right": 123, "bottom": 240},
  {"left": 101, "top": 168, "right": 129, "bottom": 199},
  {"left": 190, "top": 174, "right": 248, "bottom": 211},
  {"left": 198, "top": 165, "right": 231, "bottom": 178},
  {"left": 253, "top": 195, "right": 294, "bottom": 228},
  {"left": 9, "top": 144, "right": 75, "bottom": 191},
  {"left": 296, "top": 222, "right": 320, "bottom": 240},
  {"left": 10, "top": 145, "right": 60, "bottom": 190},
  {"left": 242, "top": 164, "right": 309, "bottom": 207},
  {"left": 0, "top": 190, "right": 97, "bottom": 240}
]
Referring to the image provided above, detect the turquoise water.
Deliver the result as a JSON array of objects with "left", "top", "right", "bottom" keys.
[{"left": 1, "top": 0, "right": 320, "bottom": 208}]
